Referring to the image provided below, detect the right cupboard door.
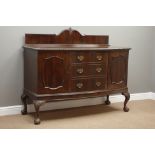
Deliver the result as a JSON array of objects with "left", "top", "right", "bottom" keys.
[{"left": 108, "top": 50, "right": 129, "bottom": 90}]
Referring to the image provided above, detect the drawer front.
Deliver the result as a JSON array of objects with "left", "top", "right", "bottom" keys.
[
  {"left": 70, "top": 51, "right": 91, "bottom": 63},
  {"left": 93, "top": 77, "right": 106, "bottom": 90},
  {"left": 70, "top": 77, "right": 106, "bottom": 92},
  {"left": 92, "top": 52, "right": 107, "bottom": 63},
  {"left": 89, "top": 64, "right": 105, "bottom": 76},
  {"left": 71, "top": 78, "right": 90, "bottom": 92},
  {"left": 71, "top": 63, "right": 106, "bottom": 78},
  {"left": 70, "top": 51, "right": 108, "bottom": 91},
  {"left": 71, "top": 64, "right": 88, "bottom": 77},
  {"left": 70, "top": 51, "right": 107, "bottom": 64}
]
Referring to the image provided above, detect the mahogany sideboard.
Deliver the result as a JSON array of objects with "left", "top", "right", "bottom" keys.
[{"left": 21, "top": 28, "right": 131, "bottom": 125}]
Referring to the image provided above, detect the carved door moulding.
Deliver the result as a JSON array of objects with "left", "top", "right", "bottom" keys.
[{"left": 42, "top": 56, "right": 65, "bottom": 90}]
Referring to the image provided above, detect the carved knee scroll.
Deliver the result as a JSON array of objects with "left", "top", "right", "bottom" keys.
[
  {"left": 21, "top": 94, "right": 28, "bottom": 115},
  {"left": 33, "top": 100, "right": 46, "bottom": 125},
  {"left": 122, "top": 92, "right": 130, "bottom": 112},
  {"left": 105, "top": 95, "right": 111, "bottom": 105}
]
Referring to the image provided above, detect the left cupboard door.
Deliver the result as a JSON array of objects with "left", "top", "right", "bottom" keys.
[{"left": 37, "top": 51, "right": 70, "bottom": 94}]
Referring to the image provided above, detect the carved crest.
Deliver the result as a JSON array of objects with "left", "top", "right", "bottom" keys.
[{"left": 57, "top": 27, "right": 83, "bottom": 43}]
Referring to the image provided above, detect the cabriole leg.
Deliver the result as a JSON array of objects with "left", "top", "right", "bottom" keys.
[
  {"left": 33, "top": 100, "right": 46, "bottom": 125},
  {"left": 122, "top": 92, "right": 130, "bottom": 112},
  {"left": 21, "top": 94, "right": 28, "bottom": 115},
  {"left": 105, "top": 95, "right": 111, "bottom": 105}
]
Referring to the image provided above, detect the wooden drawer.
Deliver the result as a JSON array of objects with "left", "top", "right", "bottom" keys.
[
  {"left": 71, "top": 64, "right": 88, "bottom": 77},
  {"left": 70, "top": 51, "right": 91, "bottom": 63},
  {"left": 71, "top": 78, "right": 90, "bottom": 92},
  {"left": 93, "top": 77, "right": 106, "bottom": 90},
  {"left": 92, "top": 52, "right": 107, "bottom": 63},
  {"left": 70, "top": 51, "right": 107, "bottom": 64},
  {"left": 88, "top": 63, "right": 105, "bottom": 76},
  {"left": 71, "top": 63, "right": 106, "bottom": 78},
  {"left": 70, "top": 77, "right": 106, "bottom": 92}
]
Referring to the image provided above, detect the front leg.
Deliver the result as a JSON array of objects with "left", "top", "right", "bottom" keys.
[
  {"left": 122, "top": 92, "right": 130, "bottom": 112},
  {"left": 33, "top": 100, "right": 46, "bottom": 125},
  {"left": 21, "top": 94, "right": 28, "bottom": 115},
  {"left": 105, "top": 95, "right": 111, "bottom": 105}
]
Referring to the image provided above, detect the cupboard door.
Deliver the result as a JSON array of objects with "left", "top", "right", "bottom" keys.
[
  {"left": 38, "top": 51, "right": 69, "bottom": 94},
  {"left": 108, "top": 51, "right": 129, "bottom": 89}
]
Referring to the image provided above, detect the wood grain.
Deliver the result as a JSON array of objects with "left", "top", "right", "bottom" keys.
[{"left": 22, "top": 28, "right": 131, "bottom": 124}]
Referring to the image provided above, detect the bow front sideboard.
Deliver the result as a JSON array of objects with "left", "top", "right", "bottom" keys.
[{"left": 21, "top": 28, "right": 131, "bottom": 125}]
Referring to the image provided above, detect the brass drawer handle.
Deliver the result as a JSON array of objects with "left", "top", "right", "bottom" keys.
[
  {"left": 96, "top": 55, "right": 103, "bottom": 61},
  {"left": 96, "top": 82, "right": 101, "bottom": 87},
  {"left": 77, "top": 68, "right": 84, "bottom": 74},
  {"left": 77, "top": 55, "right": 84, "bottom": 61},
  {"left": 76, "top": 83, "right": 83, "bottom": 89},
  {"left": 96, "top": 67, "right": 102, "bottom": 73}
]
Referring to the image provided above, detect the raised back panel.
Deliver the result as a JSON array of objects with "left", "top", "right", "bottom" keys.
[{"left": 25, "top": 28, "right": 109, "bottom": 44}]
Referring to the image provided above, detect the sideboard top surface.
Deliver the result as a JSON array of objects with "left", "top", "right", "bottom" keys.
[{"left": 24, "top": 44, "right": 131, "bottom": 51}]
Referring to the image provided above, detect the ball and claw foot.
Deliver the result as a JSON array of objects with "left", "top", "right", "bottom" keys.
[
  {"left": 21, "top": 109, "right": 27, "bottom": 115},
  {"left": 122, "top": 92, "right": 130, "bottom": 112},
  {"left": 105, "top": 95, "right": 111, "bottom": 105},
  {"left": 34, "top": 118, "right": 41, "bottom": 125},
  {"left": 105, "top": 100, "right": 111, "bottom": 105},
  {"left": 123, "top": 106, "right": 129, "bottom": 112},
  {"left": 33, "top": 100, "right": 46, "bottom": 125}
]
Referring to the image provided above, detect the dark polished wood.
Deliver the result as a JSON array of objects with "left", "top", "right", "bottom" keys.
[
  {"left": 122, "top": 92, "right": 130, "bottom": 112},
  {"left": 22, "top": 28, "right": 131, "bottom": 125},
  {"left": 21, "top": 94, "right": 28, "bottom": 115},
  {"left": 25, "top": 28, "right": 109, "bottom": 44},
  {"left": 105, "top": 95, "right": 111, "bottom": 105},
  {"left": 33, "top": 100, "right": 46, "bottom": 124}
]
